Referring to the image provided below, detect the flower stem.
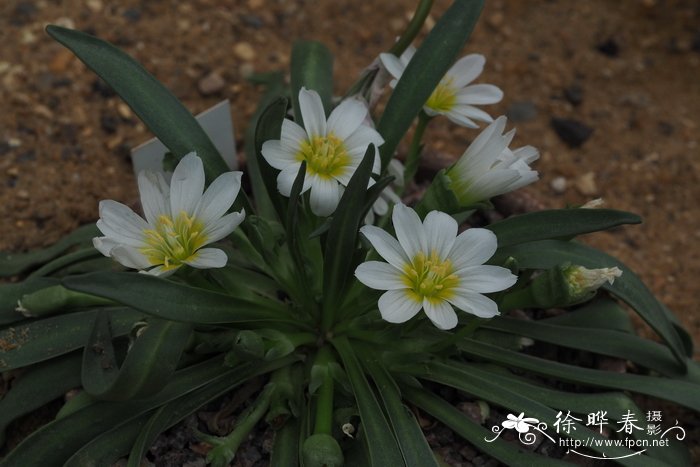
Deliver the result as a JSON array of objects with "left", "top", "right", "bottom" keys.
[
  {"left": 402, "top": 111, "right": 432, "bottom": 190},
  {"left": 389, "top": 0, "right": 435, "bottom": 56},
  {"left": 312, "top": 346, "right": 335, "bottom": 436}
]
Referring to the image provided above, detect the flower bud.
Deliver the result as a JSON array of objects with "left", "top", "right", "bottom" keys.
[{"left": 302, "top": 434, "right": 344, "bottom": 467}]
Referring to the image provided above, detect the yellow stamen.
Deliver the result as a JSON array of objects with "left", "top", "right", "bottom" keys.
[
  {"left": 140, "top": 211, "right": 207, "bottom": 268},
  {"left": 296, "top": 133, "right": 351, "bottom": 179},
  {"left": 425, "top": 78, "right": 457, "bottom": 113},
  {"left": 402, "top": 250, "right": 460, "bottom": 303}
]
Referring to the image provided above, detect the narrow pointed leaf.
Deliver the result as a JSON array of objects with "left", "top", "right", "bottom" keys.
[
  {"left": 333, "top": 337, "right": 404, "bottom": 466},
  {"left": 27, "top": 248, "right": 101, "bottom": 278},
  {"left": 82, "top": 312, "right": 192, "bottom": 400},
  {"left": 0, "top": 277, "right": 59, "bottom": 325},
  {"left": 0, "top": 223, "right": 99, "bottom": 277},
  {"left": 487, "top": 209, "right": 642, "bottom": 247},
  {"left": 45, "top": 26, "right": 228, "bottom": 182},
  {"left": 377, "top": 0, "right": 484, "bottom": 167},
  {"left": 62, "top": 271, "right": 291, "bottom": 324},
  {"left": 0, "top": 307, "right": 142, "bottom": 371},
  {"left": 491, "top": 240, "right": 691, "bottom": 366}
]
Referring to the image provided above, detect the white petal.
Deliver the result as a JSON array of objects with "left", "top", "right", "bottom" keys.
[
  {"left": 447, "top": 291, "right": 500, "bottom": 318},
  {"left": 360, "top": 225, "right": 411, "bottom": 269},
  {"left": 447, "top": 54, "right": 485, "bottom": 88},
  {"left": 280, "top": 119, "right": 308, "bottom": 152},
  {"left": 455, "top": 84, "right": 503, "bottom": 105},
  {"left": 355, "top": 261, "right": 405, "bottom": 290},
  {"left": 392, "top": 204, "right": 426, "bottom": 260},
  {"left": 513, "top": 145, "right": 539, "bottom": 164},
  {"left": 277, "top": 163, "right": 303, "bottom": 196},
  {"left": 97, "top": 200, "right": 149, "bottom": 247},
  {"left": 185, "top": 248, "right": 228, "bottom": 269},
  {"left": 449, "top": 228, "right": 498, "bottom": 271},
  {"left": 195, "top": 171, "right": 242, "bottom": 225},
  {"left": 327, "top": 98, "right": 367, "bottom": 140},
  {"left": 344, "top": 125, "right": 385, "bottom": 154},
  {"left": 423, "top": 211, "right": 457, "bottom": 260},
  {"left": 378, "top": 289, "right": 422, "bottom": 323},
  {"left": 423, "top": 299, "right": 458, "bottom": 330},
  {"left": 373, "top": 195, "right": 389, "bottom": 216},
  {"left": 169, "top": 152, "right": 205, "bottom": 216},
  {"left": 379, "top": 53, "right": 406, "bottom": 81},
  {"left": 110, "top": 245, "right": 152, "bottom": 270},
  {"left": 203, "top": 211, "right": 245, "bottom": 244},
  {"left": 309, "top": 177, "right": 340, "bottom": 217},
  {"left": 456, "top": 265, "right": 517, "bottom": 293},
  {"left": 466, "top": 169, "right": 522, "bottom": 201},
  {"left": 93, "top": 236, "right": 118, "bottom": 257},
  {"left": 138, "top": 171, "right": 170, "bottom": 224},
  {"left": 298, "top": 87, "right": 327, "bottom": 137},
  {"left": 144, "top": 265, "right": 180, "bottom": 277},
  {"left": 262, "top": 140, "right": 298, "bottom": 170},
  {"left": 446, "top": 106, "right": 494, "bottom": 127},
  {"left": 442, "top": 111, "right": 478, "bottom": 128}
]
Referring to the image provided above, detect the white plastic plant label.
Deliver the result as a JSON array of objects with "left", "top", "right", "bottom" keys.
[{"left": 130, "top": 100, "right": 237, "bottom": 177}]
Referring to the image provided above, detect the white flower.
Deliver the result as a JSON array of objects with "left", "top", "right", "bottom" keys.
[
  {"left": 261, "top": 88, "right": 384, "bottom": 217},
  {"left": 364, "top": 159, "right": 404, "bottom": 225},
  {"left": 354, "top": 204, "right": 517, "bottom": 330},
  {"left": 93, "top": 153, "right": 245, "bottom": 276},
  {"left": 379, "top": 46, "right": 503, "bottom": 128},
  {"left": 565, "top": 265, "right": 623, "bottom": 297},
  {"left": 446, "top": 116, "right": 539, "bottom": 206}
]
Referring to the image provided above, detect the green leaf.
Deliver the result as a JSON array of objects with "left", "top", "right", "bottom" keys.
[
  {"left": 492, "top": 240, "right": 691, "bottom": 366},
  {"left": 487, "top": 209, "right": 642, "bottom": 247},
  {"left": 0, "top": 353, "right": 82, "bottom": 446},
  {"left": 414, "top": 360, "right": 668, "bottom": 466},
  {"left": 82, "top": 312, "right": 192, "bottom": 400},
  {"left": 27, "top": 248, "right": 101, "bottom": 278},
  {"left": 0, "top": 277, "right": 59, "bottom": 325},
  {"left": 62, "top": 271, "right": 293, "bottom": 325},
  {"left": 402, "top": 386, "right": 569, "bottom": 467},
  {"left": 0, "top": 307, "right": 142, "bottom": 371},
  {"left": 322, "top": 146, "right": 375, "bottom": 326},
  {"left": 251, "top": 96, "right": 289, "bottom": 220},
  {"left": 0, "top": 223, "right": 99, "bottom": 277},
  {"left": 0, "top": 356, "right": 295, "bottom": 467},
  {"left": 290, "top": 40, "right": 334, "bottom": 124},
  {"left": 362, "top": 355, "right": 439, "bottom": 467},
  {"left": 377, "top": 0, "right": 484, "bottom": 168},
  {"left": 542, "top": 297, "right": 635, "bottom": 333},
  {"left": 45, "top": 26, "right": 228, "bottom": 182},
  {"left": 457, "top": 338, "right": 700, "bottom": 411},
  {"left": 333, "top": 337, "right": 404, "bottom": 466},
  {"left": 484, "top": 316, "right": 689, "bottom": 379}
]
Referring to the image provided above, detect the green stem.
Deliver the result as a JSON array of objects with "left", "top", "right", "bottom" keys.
[
  {"left": 389, "top": 0, "right": 435, "bottom": 56},
  {"left": 498, "top": 286, "right": 538, "bottom": 312},
  {"left": 17, "top": 285, "right": 114, "bottom": 318},
  {"left": 312, "top": 346, "right": 335, "bottom": 436},
  {"left": 402, "top": 111, "right": 431, "bottom": 191}
]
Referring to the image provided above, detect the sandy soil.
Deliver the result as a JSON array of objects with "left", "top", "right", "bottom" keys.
[{"left": 0, "top": 0, "right": 698, "bottom": 342}]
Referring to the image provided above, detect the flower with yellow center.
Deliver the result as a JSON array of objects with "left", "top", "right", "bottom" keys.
[
  {"left": 380, "top": 46, "right": 503, "bottom": 128},
  {"left": 354, "top": 204, "right": 517, "bottom": 330},
  {"left": 261, "top": 88, "right": 384, "bottom": 216},
  {"left": 93, "top": 153, "right": 245, "bottom": 276}
]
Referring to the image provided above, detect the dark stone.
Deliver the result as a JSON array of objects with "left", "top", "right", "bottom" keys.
[
  {"left": 241, "top": 14, "right": 264, "bottom": 28},
  {"left": 596, "top": 38, "right": 620, "bottom": 57},
  {"left": 550, "top": 117, "right": 593, "bottom": 147},
  {"left": 100, "top": 114, "right": 119, "bottom": 134},
  {"left": 692, "top": 31, "right": 700, "bottom": 52},
  {"left": 0, "top": 142, "right": 10, "bottom": 156},
  {"left": 7, "top": 178, "right": 17, "bottom": 188},
  {"left": 563, "top": 84, "right": 584, "bottom": 106},
  {"left": 506, "top": 100, "right": 538, "bottom": 122},
  {"left": 11, "top": 2, "right": 37, "bottom": 26},
  {"left": 91, "top": 78, "right": 116, "bottom": 98},
  {"left": 17, "top": 150, "right": 36, "bottom": 162},
  {"left": 122, "top": 8, "right": 141, "bottom": 22},
  {"left": 657, "top": 121, "right": 674, "bottom": 136}
]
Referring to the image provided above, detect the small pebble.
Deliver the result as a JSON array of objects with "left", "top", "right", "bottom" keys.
[
  {"left": 197, "top": 72, "right": 225, "bottom": 95},
  {"left": 550, "top": 117, "right": 593, "bottom": 147},
  {"left": 550, "top": 176, "right": 567, "bottom": 193},
  {"left": 575, "top": 172, "right": 598, "bottom": 196},
  {"left": 86, "top": 0, "right": 103, "bottom": 13},
  {"left": 233, "top": 42, "right": 255, "bottom": 61},
  {"left": 117, "top": 103, "right": 132, "bottom": 119},
  {"left": 506, "top": 100, "right": 537, "bottom": 122},
  {"left": 596, "top": 38, "right": 620, "bottom": 57},
  {"left": 563, "top": 84, "right": 583, "bottom": 106}
]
